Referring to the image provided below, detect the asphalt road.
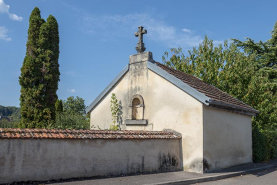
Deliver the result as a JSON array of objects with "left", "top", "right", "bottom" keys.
[
  {"left": 196, "top": 167, "right": 277, "bottom": 185},
  {"left": 48, "top": 160, "right": 277, "bottom": 185},
  {"left": 49, "top": 167, "right": 277, "bottom": 185}
]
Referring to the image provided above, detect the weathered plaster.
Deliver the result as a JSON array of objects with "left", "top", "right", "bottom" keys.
[
  {"left": 0, "top": 139, "right": 181, "bottom": 184},
  {"left": 90, "top": 60, "right": 204, "bottom": 172},
  {"left": 203, "top": 106, "right": 252, "bottom": 171},
  {"left": 146, "top": 70, "right": 204, "bottom": 173}
]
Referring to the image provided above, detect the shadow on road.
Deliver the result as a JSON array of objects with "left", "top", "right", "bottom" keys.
[{"left": 253, "top": 167, "right": 277, "bottom": 177}]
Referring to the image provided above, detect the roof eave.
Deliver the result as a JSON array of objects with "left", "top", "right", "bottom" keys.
[{"left": 207, "top": 100, "right": 259, "bottom": 116}]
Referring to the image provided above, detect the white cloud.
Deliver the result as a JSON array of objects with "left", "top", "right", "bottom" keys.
[
  {"left": 64, "top": 3, "right": 223, "bottom": 49},
  {"left": 182, "top": 28, "right": 192, "bottom": 33},
  {"left": 0, "top": 26, "right": 11, "bottom": 41},
  {"left": 79, "top": 13, "right": 222, "bottom": 49},
  {"left": 0, "top": 0, "right": 8, "bottom": 13},
  {"left": 67, "top": 89, "right": 76, "bottom": 93},
  {"left": 0, "top": 0, "right": 23, "bottom": 21},
  {"left": 9, "top": 13, "right": 23, "bottom": 21}
]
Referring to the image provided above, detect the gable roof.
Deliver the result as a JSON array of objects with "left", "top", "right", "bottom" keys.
[
  {"left": 86, "top": 60, "right": 258, "bottom": 116},
  {"left": 151, "top": 61, "right": 258, "bottom": 115}
]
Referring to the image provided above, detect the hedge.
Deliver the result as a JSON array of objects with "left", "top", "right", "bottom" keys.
[{"left": 253, "top": 126, "right": 277, "bottom": 162}]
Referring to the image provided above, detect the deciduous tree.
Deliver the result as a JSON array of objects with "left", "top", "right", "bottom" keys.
[
  {"left": 163, "top": 33, "right": 277, "bottom": 129},
  {"left": 54, "top": 96, "right": 89, "bottom": 130}
]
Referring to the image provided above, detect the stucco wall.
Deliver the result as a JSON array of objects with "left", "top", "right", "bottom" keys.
[
  {"left": 145, "top": 69, "right": 204, "bottom": 173},
  {"left": 203, "top": 106, "right": 252, "bottom": 171},
  {"left": 0, "top": 138, "right": 181, "bottom": 184},
  {"left": 90, "top": 61, "right": 204, "bottom": 173}
]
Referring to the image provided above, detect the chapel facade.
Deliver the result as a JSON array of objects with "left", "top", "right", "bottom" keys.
[{"left": 86, "top": 26, "right": 258, "bottom": 173}]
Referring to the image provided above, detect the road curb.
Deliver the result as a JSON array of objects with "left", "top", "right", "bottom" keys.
[{"left": 152, "top": 164, "right": 276, "bottom": 185}]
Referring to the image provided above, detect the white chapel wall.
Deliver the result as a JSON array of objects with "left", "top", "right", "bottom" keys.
[
  {"left": 203, "top": 106, "right": 252, "bottom": 171},
  {"left": 90, "top": 63, "right": 204, "bottom": 173}
]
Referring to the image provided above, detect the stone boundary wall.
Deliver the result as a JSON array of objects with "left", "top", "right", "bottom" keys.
[{"left": 0, "top": 129, "right": 182, "bottom": 184}]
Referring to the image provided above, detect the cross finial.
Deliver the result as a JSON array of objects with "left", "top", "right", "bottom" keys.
[{"left": 135, "top": 26, "right": 147, "bottom": 53}]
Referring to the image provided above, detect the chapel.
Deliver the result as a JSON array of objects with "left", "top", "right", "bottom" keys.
[{"left": 86, "top": 26, "right": 258, "bottom": 173}]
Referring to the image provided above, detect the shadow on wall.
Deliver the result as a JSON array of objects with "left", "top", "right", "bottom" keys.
[
  {"left": 163, "top": 129, "right": 183, "bottom": 171},
  {"left": 158, "top": 153, "right": 179, "bottom": 172},
  {"left": 125, "top": 153, "right": 180, "bottom": 175},
  {"left": 117, "top": 100, "right": 123, "bottom": 127}
]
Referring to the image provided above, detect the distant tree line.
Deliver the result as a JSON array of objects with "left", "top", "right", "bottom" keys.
[
  {"left": 0, "top": 105, "right": 21, "bottom": 128},
  {"left": 0, "top": 105, "right": 20, "bottom": 118},
  {"left": 0, "top": 96, "right": 89, "bottom": 130}
]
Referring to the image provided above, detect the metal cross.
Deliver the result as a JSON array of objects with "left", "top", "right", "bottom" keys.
[{"left": 135, "top": 26, "right": 147, "bottom": 53}]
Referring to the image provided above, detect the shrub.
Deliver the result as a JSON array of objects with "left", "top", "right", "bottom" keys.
[
  {"left": 252, "top": 126, "right": 267, "bottom": 162},
  {"left": 263, "top": 129, "right": 277, "bottom": 161},
  {"left": 252, "top": 126, "right": 277, "bottom": 162},
  {"left": 53, "top": 112, "right": 90, "bottom": 130}
]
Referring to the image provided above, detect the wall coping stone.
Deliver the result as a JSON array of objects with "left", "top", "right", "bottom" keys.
[
  {"left": 125, "top": 119, "right": 148, "bottom": 125},
  {"left": 0, "top": 128, "right": 181, "bottom": 139}
]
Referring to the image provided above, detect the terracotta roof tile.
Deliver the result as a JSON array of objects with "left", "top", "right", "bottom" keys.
[
  {"left": 154, "top": 61, "right": 257, "bottom": 113},
  {"left": 0, "top": 128, "right": 181, "bottom": 140}
]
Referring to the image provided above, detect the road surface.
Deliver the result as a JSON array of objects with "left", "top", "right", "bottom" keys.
[{"left": 197, "top": 167, "right": 277, "bottom": 185}]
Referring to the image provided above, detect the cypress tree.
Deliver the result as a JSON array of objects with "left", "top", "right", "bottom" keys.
[
  {"left": 19, "top": 7, "right": 45, "bottom": 128},
  {"left": 19, "top": 7, "right": 60, "bottom": 128},
  {"left": 38, "top": 15, "right": 60, "bottom": 122}
]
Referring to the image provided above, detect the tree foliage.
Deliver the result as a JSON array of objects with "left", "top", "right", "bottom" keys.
[
  {"left": 163, "top": 33, "right": 277, "bottom": 129},
  {"left": 38, "top": 14, "right": 60, "bottom": 122},
  {"left": 163, "top": 37, "right": 256, "bottom": 100},
  {"left": 55, "top": 99, "right": 63, "bottom": 113},
  {"left": 63, "top": 96, "right": 86, "bottom": 115},
  {"left": 232, "top": 22, "right": 277, "bottom": 129},
  {"left": 54, "top": 113, "right": 89, "bottom": 130},
  {"left": 19, "top": 7, "right": 60, "bottom": 128},
  {"left": 0, "top": 105, "right": 21, "bottom": 128},
  {"left": 54, "top": 96, "right": 89, "bottom": 130}
]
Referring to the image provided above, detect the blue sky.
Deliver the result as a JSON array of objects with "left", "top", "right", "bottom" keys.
[{"left": 1, "top": 0, "right": 277, "bottom": 107}]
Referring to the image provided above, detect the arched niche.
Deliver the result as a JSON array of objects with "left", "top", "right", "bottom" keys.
[{"left": 129, "top": 94, "right": 144, "bottom": 120}]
